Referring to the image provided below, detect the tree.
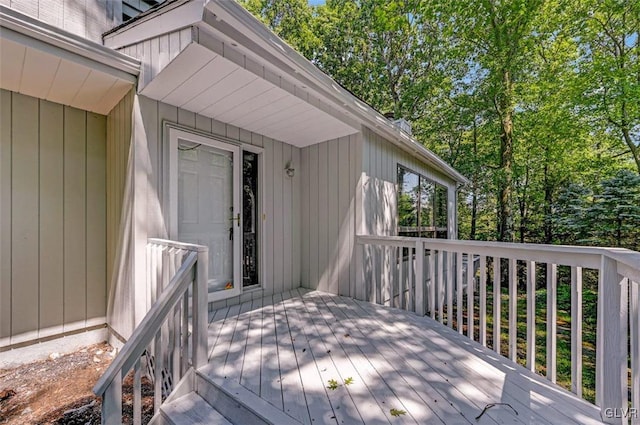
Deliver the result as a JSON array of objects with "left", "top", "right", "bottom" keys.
[
  {"left": 576, "top": 0, "right": 640, "bottom": 173},
  {"left": 239, "top": 0, "right": 319, "bottom": 58}
]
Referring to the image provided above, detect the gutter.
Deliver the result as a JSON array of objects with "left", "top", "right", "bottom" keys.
[{"left": 0, "top": 5, "right": 140, "bottom": 80}]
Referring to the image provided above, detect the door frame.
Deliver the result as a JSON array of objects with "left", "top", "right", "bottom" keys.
[{"left": 168, "top": 126, "right": 243, "bottom": 302}]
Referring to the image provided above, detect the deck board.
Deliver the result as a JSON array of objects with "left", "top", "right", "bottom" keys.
[
  {"left": 329, "top": 293, "right": 529, "bottom": 425},
  {"left": 239, "top": 297, "right": 263, "bottom": 395},
  {"left": 287, "top": 290, "right": 366, "bottom": 424},
  {"left": 281, "top": 291, "right": 340, "bottom": 424},
  {"left": 204, "top": 290, "right": 603, "bottom": 425}
]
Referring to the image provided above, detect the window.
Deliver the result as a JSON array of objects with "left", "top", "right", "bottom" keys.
[{"left": 397, "top": 165, "right": 448, "bottom": 238}]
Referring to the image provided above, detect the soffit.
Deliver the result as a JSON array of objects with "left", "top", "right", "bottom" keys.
[
  {"left": 141, "top": 43, "right": 357, "bottom": 146},
  {"left": 0, "top": 6, "right": 138, "bottom": 115}
]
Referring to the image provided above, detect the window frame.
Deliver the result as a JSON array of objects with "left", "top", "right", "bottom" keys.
[{"left": 397, "top": 164, "right": 448, "bottom": 238}]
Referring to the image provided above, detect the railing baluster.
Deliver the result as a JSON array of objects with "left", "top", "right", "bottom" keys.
[
  {"left": 438, "top": 251, "right": 445, "bottom": 324},
  {"left": 173, "top": 302, "right": 181, "bottom": 383},
  {"left": 392, "top": 246, "right": 398, "bottom": 308},
  {"left": 415, "top": 240, "right": 425, "bottom": 316},
  {"left": 570, "top": 266, "right": 582, "bottom": 397},
  {"left": 479, "top": 255, "right": 487, "bottom": 347},
  {"left": 631, "top": 280, "right": 639, "bottom": 421},
  {"left": 429, "top": 250, "right": 436, "bottom": 319},
  {"left": 399, "top": 247, "right": 405, "bottom": 310},
  {"left": 493, "top": 257, "right": 501, "bottom": 354},
  {"left": 383, "top": 246, "right": 391, "bottom": 307},
  {"left": 147, "top": 243, "right": 153, "bottom": 309},
  {"left": 509, "top": 258, "right": 517, "bottom": 362},
  {"left": 181, "top": 292, "right": 189, "bottom": 375},
  {"left": 457, "top": 251, "right": 463, "bottom": 333},
  {"left": 446, "top": 252, "right": 453, "bottom": 328},
  {"left": 407, "top": 248, "right": 418, "bottom": 311},
  {"left": 526, "top": 260, "right": 536, "bottom": 372},
  {"left": 466, "top": 253, "right": 474, "bottom": 340},
  {"left": 161, "top": 247, "right": 169, "bottom": 294},
  {"left": 133, "top": 358, "right": 141, "bottom": 425},
  {"left": 154, "top": 329, "right": 163, "bottom": 413},
  {"left": 547, "top": 263, "right": 557, "bottom": 383}
]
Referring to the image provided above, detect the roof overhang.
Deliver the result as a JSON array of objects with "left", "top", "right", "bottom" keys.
[
  {"left": 104, "top": 0, "right": 468, "bottom": 182},
  {"left": 0, "top": 6, "right": 139, "bottom": 115}
]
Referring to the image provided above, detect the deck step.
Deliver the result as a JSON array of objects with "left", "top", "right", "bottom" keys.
[
  {"left": 195, "top": 367, "right": 302, "bottom": 425},
  {"left": 160, "top": 392, "right": 232, "bottom": 425}
]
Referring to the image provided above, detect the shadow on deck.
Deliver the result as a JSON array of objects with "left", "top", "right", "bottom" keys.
[{"left": 201, "top": 289, "right": 602, "bottom": 425}]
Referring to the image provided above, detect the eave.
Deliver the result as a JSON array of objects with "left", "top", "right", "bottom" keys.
[{"left": 0, "top": 6, "right": 139, "bottom": 115}]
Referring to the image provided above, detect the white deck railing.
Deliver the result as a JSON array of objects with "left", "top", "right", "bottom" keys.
[
  {"left": 356, "top": 235, "right": 640, "bottom": 424},
  {"left": 93, "top": 239, "right": 208, "bottom": 425}
]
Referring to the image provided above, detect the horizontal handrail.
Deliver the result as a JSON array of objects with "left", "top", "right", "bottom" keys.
[
  {"left": 93, "top": 251, "right": 197, "bottom": 396},
  {"left": 357, "top": 235, "right": 640, "bottom": 275},
  {"left": 148, "top": 238, "right": 209, "bottom": 252}
]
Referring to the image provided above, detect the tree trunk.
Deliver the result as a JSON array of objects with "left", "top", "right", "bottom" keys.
[
  {"left": 621, "top": 123, "right": 640, "bottom": 174},
  {"left": 497, "top": 69, "right": 514, "bottom": 242},
  {"left": 543, "top": 162, "right": 553, "bottom": 244},
  {"left": 470, "top": 119, "right": 478, "bottom": 240}
]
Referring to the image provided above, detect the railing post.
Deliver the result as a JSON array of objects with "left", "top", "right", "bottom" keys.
[
  {"left": 415, "top": 240, "right": 425, "bottom": 316},
  {"left": 193, "top": 247, "right": 208, "bottom": 369},
  {"left": 596, "top": 256, "right": 628, "bottom": 424},
  {"left": 102, "top": 373, "right": 122, "bottom": 425}
]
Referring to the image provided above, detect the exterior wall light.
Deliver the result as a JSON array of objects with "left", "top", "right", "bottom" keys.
[{"left": 285, "top": 161, "right": 295, "bottom": 177}]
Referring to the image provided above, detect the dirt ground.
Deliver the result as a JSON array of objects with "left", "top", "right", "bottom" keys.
[{"left": 0, "top": 342, "right": 114, "bottom": 424}]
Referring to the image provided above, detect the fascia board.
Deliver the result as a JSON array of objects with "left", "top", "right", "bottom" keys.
[
  {"left": 0, "top": 5, "right": 139, "bottom": 80},
  {"left": 103, "top": 0, "right": 203, "bottom": 49}
]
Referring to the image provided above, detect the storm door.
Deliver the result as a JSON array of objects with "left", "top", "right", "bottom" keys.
[{"left": 169, "top": 128, "right": 242, "bottom": 301}]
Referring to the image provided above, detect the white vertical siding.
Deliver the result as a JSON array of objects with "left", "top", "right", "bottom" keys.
[
  {"left": 300, "top": 134, "right": 362, "bottom": 296},
  {"left": 359, "top": 126, "right": 458, "bottom": 304},
  {"left": 105, "top": 89, "right": 133, "bottom": 340},
  {"left": 0, "top": 89, "right": 107, "bottom": 348},
  {"left": 108, "top": 92, "right": 303, "bottom": 339},
  {"left": 3, "top": 0, "right": 121, "bottom": 43},
  {"left": 117, "top": 28, "right": 194, "bottom": 90},
  {"left": 361, "top": 126, "right": 457, "bottom": 237}
]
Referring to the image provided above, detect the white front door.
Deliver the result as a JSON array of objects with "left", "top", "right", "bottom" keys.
[{"left": 169, "top": 128, "right": 242, "bottom": 301}]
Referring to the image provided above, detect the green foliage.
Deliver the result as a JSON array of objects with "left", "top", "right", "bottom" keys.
[
  {"left": 555, "top": 170, "right": 640, "bottom": 249},
  {"left": 326, "top": 377, "right": 354, "bottom": 390},
  {"left": 390, "top": 408, "right": 406, "bottom": 417},
  {"left": 241, "top": 0, "right": 640, "bottom": 250}
]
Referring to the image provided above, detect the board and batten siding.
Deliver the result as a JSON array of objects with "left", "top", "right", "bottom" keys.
[
  {"left": 108, "top": 93, "right": 303, "bottom": 339},
  {"left": 0, "top": 89, "right": 107, "bottom": 348},
  {"left": 300, "top": 133, "right": 362, "bottom": 298},
  {"left": 0, "top": 0, "right": 122, "bottom": 43}
]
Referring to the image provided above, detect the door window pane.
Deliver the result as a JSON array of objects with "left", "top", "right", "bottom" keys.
[{"left": 242, "top": 151, "right": 259, "bottom": 287}]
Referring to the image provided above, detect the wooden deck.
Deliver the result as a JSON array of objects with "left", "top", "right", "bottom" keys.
[{"left": 201, "top": 289, "right": 603, "bottom": 425}]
